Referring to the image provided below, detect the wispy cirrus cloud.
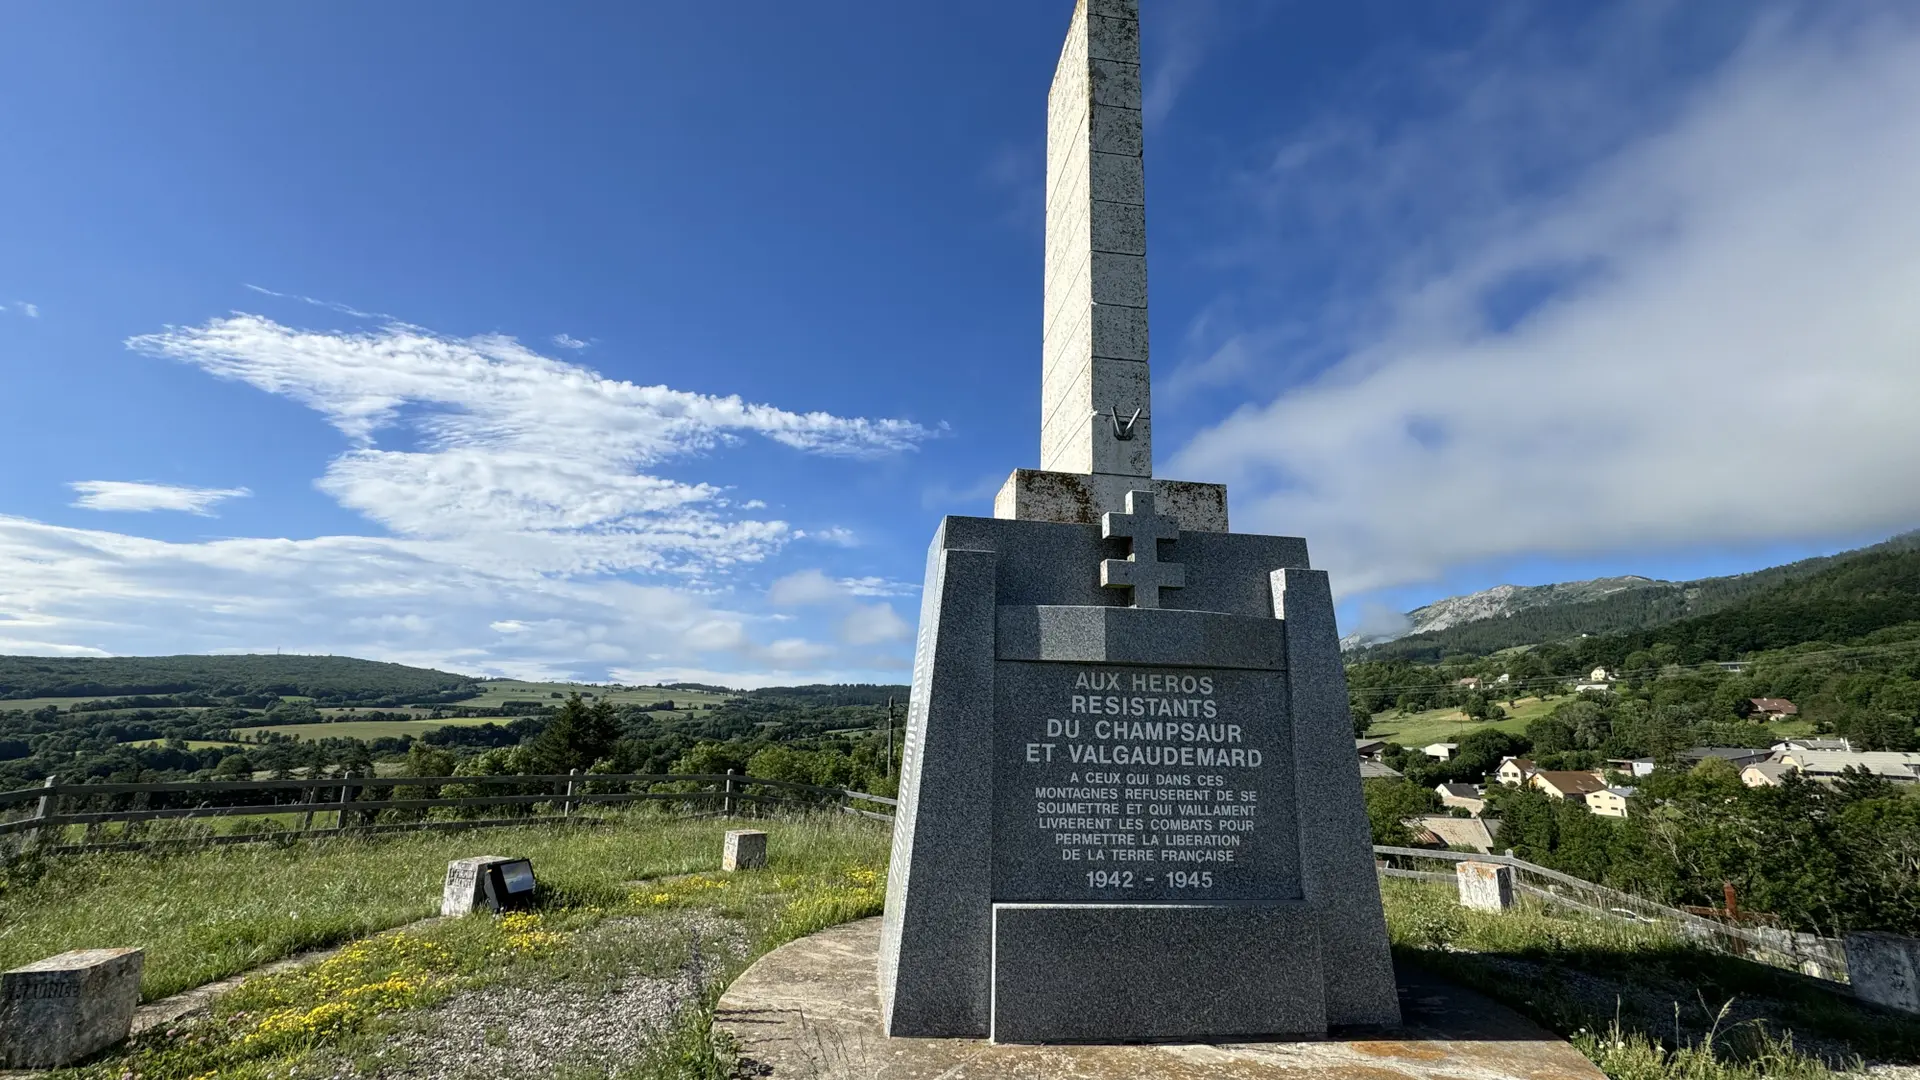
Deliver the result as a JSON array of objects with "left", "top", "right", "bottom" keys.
[
  {"left": 69, "top": 481, "right": 250, "bottom": 515},
  {"left": 126, "top": 315, "right": 934, "bottom": 577},
  {"left": 0, "top": 313, "right": 931, "bottom": 681}
]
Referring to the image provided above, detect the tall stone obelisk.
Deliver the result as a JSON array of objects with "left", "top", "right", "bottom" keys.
[{"left": 995, "top": 0, "right": 1228, "bottom": 532}]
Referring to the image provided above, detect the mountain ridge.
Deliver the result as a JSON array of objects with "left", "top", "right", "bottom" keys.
[{"left": 1347, "top": 529, "right": 1920, "bottom": 660}]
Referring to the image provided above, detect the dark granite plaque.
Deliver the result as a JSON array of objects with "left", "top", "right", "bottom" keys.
[{"left": 992, "top": 661, "right": 1300, "bottom": 903}]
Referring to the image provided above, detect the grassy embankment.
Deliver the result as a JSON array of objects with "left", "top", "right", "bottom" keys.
[{"left": 1384, "top": 878, "right": 1920, "bottom": 1080}]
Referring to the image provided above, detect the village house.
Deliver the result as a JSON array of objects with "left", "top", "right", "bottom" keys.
[
  {"left": 1454, "top": 677, "right": 1481, "bottom": 690},
  {"left": 1773, "top": 738, "right": 1850, "bottom": 754},
  {"left": 1530, "top": 770, "right": 1608, "bottom": 804},
  {"left": 1423, "top": 742, "right": 1457, "bottom": 761},
  {"left": 1747, "top": 697, "right": 1799, "bottom": 720},
  {"left": 1495, "top": 756, "right": 1537, "bottom": 786},
  {"left": 1435, "top": 782, "right": 1486, "bottom": 815},
  {"left": 1359, "top": 759, "right": 1404, "bottom": 780},
  {"left": 1354, "top": 738, "right": 1387, "bottom": 760},
  {"left": 1774, "top": 749, "right": 1920, "bottom": 784},
  {"left": 1679, "top": 746, "right": 1775, "bottom": 770},
  {"left": 1406, "top": 814, "right": 1503, "bottom": 854},
  {"left": 1742, "top": 761, "right": 1794, "bottom": 787},
  {"left": 1585, "top": 786, "right": 1637, "bottom": 818}
]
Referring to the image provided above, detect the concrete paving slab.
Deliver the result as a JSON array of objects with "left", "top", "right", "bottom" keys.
[{"left": 716, "top": 917, "right": 1606, "bottom": 1080}]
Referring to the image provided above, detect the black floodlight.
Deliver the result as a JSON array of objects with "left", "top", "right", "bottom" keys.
[{"left": 482, "top": 858, "right": 537, "bottom": 912}]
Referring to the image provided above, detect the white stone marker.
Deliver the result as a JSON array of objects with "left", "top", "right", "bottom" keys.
[
  {"left": 0, "top": 948, "right": 143, "bottom": 1069},
  {"left": 1456, "top": 861, "right": 1515, "bottom": 912},
  {"left": 1846, "top": 931, "right": 1920, "bottom": 1014},
  {"left": 442, "top": 855, "right": 514, "bottom": 916},
  {"left": 723, "top": 830, "right": 768, "bottom": 872}
]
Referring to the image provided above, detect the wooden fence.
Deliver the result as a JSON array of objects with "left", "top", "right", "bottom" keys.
[
  {"left": 0, "top": 771, "right": 896, "bottom": 856},
  {"left": 0, "top": 777, "right": 1858, "bottom": 990}
]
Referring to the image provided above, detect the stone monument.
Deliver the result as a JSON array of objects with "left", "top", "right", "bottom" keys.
[{"left": 877, "top": 0, "right": 1400, "bottom": 1044}]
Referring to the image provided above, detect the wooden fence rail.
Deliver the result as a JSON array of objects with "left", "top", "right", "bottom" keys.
[{"left": 0, "top": 771, "right": 897, "bottom": 856}]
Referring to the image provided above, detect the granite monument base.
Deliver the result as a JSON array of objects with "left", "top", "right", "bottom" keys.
[{"left": 990, "top": 903, "right": 1324, "bottom": 1043}]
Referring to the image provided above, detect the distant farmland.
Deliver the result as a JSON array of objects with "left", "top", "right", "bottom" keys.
[
  {"left": 447, "top": 681, "right": 732, "bottom": 711},
  {"left": 233, "top": 716, "right": 519, "bottom": 742}
]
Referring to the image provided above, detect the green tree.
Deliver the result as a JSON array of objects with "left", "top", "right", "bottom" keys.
[{"left": 524, "top": 693, "right": 622, "bottom": 774}]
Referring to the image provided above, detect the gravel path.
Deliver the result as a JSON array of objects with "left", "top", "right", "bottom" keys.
[{"left": 348, "top": 913, "right": 749, "bottom": 1080}]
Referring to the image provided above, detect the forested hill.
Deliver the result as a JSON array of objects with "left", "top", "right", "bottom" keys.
[
  {"left": 0, "top": 654, "right": 476, "bottom": 706},
  {"left": 1356, "top": 529, "right": 1920, "bottom": 662}
]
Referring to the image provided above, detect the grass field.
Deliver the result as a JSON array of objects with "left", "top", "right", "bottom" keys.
[
  {"left": 0, "top": 811, "right": 888, "bottom": 1003},
  {"left": 444, "top": 680, "right": 734, "bottom": 711},
  {"left": 124, "top": 738, "right": 245, "bottom": 750},
  {"left": 232, "top": 716, "right": 520, "bottom": 742},
  {"left": 0, "top": 697, "right": 222, "bottom": 714},
  {"left": 1365, "top": 695, "right": 1558, "bottom": 747}
]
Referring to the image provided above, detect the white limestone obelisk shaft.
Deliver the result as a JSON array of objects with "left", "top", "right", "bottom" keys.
[{"left": 1040, "top": 0, "right": 1149, "bottom": 477}]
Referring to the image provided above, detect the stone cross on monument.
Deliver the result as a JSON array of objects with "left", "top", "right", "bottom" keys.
[
  {"left": 878, "top": 0, "right": 1400, "bottom": 1047},
  {"left": 1099, "top": 490, "right": 1183, "bottom": 608}
]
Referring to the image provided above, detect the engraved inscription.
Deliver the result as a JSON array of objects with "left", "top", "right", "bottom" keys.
[{"left": 993, "top": 661, "right": 1300, "bottom": 903}]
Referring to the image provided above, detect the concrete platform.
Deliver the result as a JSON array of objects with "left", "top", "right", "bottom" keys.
[{"left": 715, "top": 918, "right": 1605, "bottom": 1080}]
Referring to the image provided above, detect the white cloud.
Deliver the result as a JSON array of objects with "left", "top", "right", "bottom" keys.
[
  {"left": 840, "top": 576, "right": 917, "bottom": 598},
  {"left": 0, "top": 314, "right": 930, "bottom": 683},
  {"left": 798, "top": 526, "right": 859, "bottom": 547},
  {"left": 552, "top": 333, "right": 588, "bottom": 350},
  {"left": 125, "top": 315, "right": 932, "bottom": 577},
  {"left": 1171, "top": 10, "right": 1920, "bottom": 597},
  {"left": 3, "top": 301, "right": 38, "bottom": 318},
  {"left": 768, "top": 569, "right": 843, "bottom": 606},
  {"left": 69, "top": 481, "right": 251, "bottom": 515},
  {"left": 741, "top": 499, "right": 767, "bottom": 509},
  {"left": 839, "top": 603, "right": 911, "bottom": 646}
]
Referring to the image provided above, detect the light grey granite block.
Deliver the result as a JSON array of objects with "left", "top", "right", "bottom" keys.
[
  {"left": 0, "top": 948, "right": 142, "bottom": 1069},
  {"left": 1457, "top": 861, "right": 1516, "bottom": 912},
  {"left": 995, "top": 605, "right": 1285, "bottom": 669},
  {"left": 990, "top": 904, "right": 1326, "bottom": 1043},
  {"left": 441, "top": 855, "right": 513, "bottom": 916},
  {"left": 1275, "top": 567, "right": 1402, "bottom": 1027},
  {"left": 723, "top": 829, "right": 768, "bottom": 871},
  {"left": 879, "top": 533, "right": 1000, "bottom": 1037},
  {"left": 1846, "top": 932, "right": 1920, "bottom": 1014}
]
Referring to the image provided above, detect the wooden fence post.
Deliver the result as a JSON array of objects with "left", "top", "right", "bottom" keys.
[
  {"left": 299, "top": 782, "right": 318, "bottom": 832},
  {"left": 564, "top": 769, "right": 579, "bottom": 818},
  {"left": 335, "top": 774, "right": 355, "bottom": 830},
  {"left": 31, "top": 776, "right": 58, "bottom": 850},
  {"left": 723, "top": 769, "right": 737, "bottom": 816},
  {"left": 125, "top": 790, "right": 149, "bottom": 842}
]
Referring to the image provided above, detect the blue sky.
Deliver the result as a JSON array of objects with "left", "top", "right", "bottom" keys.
[{"left": 3, "top": 1, "right": 1919, "bottom": 685}]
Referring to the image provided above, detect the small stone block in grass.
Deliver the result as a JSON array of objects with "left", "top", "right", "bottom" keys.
[
  {"left": 443, "top": 855, "right": 514, "bottom": 916},
  {"left": 1846, "top": 931, "right": 1920, "bottom": 1015},
  {"left": 723, "top": 830, "right": 768, "bottom": 871},
  {"left": 0, "top": 947, "right": 143, "bottom": 1069},
  {"left": 1456, "top": 861, "right": 1514, "bottom": 912}
]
